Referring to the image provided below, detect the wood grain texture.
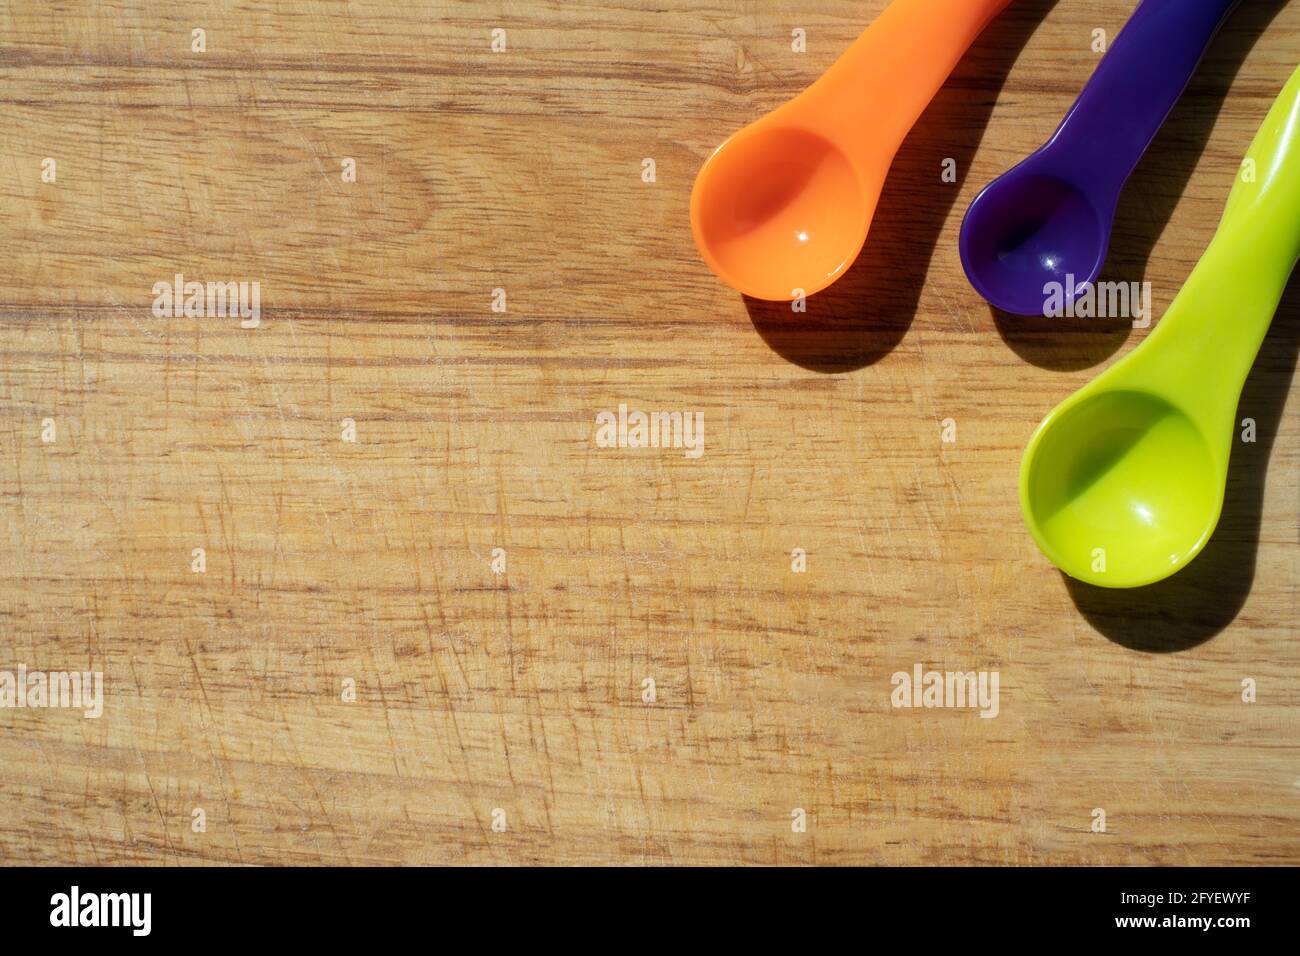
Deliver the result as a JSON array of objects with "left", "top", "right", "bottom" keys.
[{"left": 0, "top": 0, "right": 1296, "bottom": 866}]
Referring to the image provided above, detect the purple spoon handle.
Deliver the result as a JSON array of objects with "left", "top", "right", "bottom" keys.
[{"left": 1040, "top": 0, "right": 1240, "bottom": 200}]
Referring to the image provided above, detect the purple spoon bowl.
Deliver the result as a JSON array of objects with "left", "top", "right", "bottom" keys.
[
  {"left": 959, "top": 0, "right": 1240, "bottom": 317},
  {"left": 960, "top": 170, "right": 1107, "bottom": 316}
]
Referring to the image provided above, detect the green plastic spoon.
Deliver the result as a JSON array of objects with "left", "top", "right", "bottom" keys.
[{"left": 1020, "top": 63, "right": 1300, "bottom": 589}]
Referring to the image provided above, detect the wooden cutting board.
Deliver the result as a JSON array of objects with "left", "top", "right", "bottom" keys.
[{"left": 0, "top": 0, "right": 1296, "bottom": 865}]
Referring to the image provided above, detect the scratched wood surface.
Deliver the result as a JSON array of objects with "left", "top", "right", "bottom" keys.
[{"left": 0, "top": 0, "right": 1296, "bottom": 866}]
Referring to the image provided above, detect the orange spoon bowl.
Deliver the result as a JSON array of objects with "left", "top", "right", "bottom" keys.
[
  {"left": 690, "top": 0, "right": 1012, "bottom": 302},
  {"left": 691, "top": 126, "right": 872, "bottom": 301}
]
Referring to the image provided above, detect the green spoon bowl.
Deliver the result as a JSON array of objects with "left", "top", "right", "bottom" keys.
[
  {"left": 1020, "top": 64, "right": 1300, "bottom": 589},
  {"left": 1023, "top": 389, "right": 1223, "bottom": 588}
]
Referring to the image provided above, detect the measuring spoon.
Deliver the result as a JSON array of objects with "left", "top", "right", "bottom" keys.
[
  {"left": 960, "top": 0, "right": 1240, "bottom": 316},
  {"left": 691, "top": 0, "right": 1011, "bottom": 302},
  {"left": 1020, "top": 63, "right": 1300, "bottom": 589}
]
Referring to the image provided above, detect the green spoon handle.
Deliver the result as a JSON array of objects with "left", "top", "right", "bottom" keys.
[
  {"left": 1146, "top": 64, "right": 1300, "bottom": 411},
  {"left": 1217, "top": 63, "right": 1300, "bottom": 263}
]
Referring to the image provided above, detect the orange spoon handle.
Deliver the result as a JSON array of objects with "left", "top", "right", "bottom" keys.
[{"left": 796, "top": 0, "right": 1012, "bottom": 166}]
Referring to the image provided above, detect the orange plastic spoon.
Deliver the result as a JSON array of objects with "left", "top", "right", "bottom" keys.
[{"left": 691, "top": 0, "right": 1012, "bottom": 301}]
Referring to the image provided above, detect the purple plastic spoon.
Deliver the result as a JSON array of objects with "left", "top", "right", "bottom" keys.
[{"left": 959, "top": 0, "right": 1240, "bottom": 316}]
